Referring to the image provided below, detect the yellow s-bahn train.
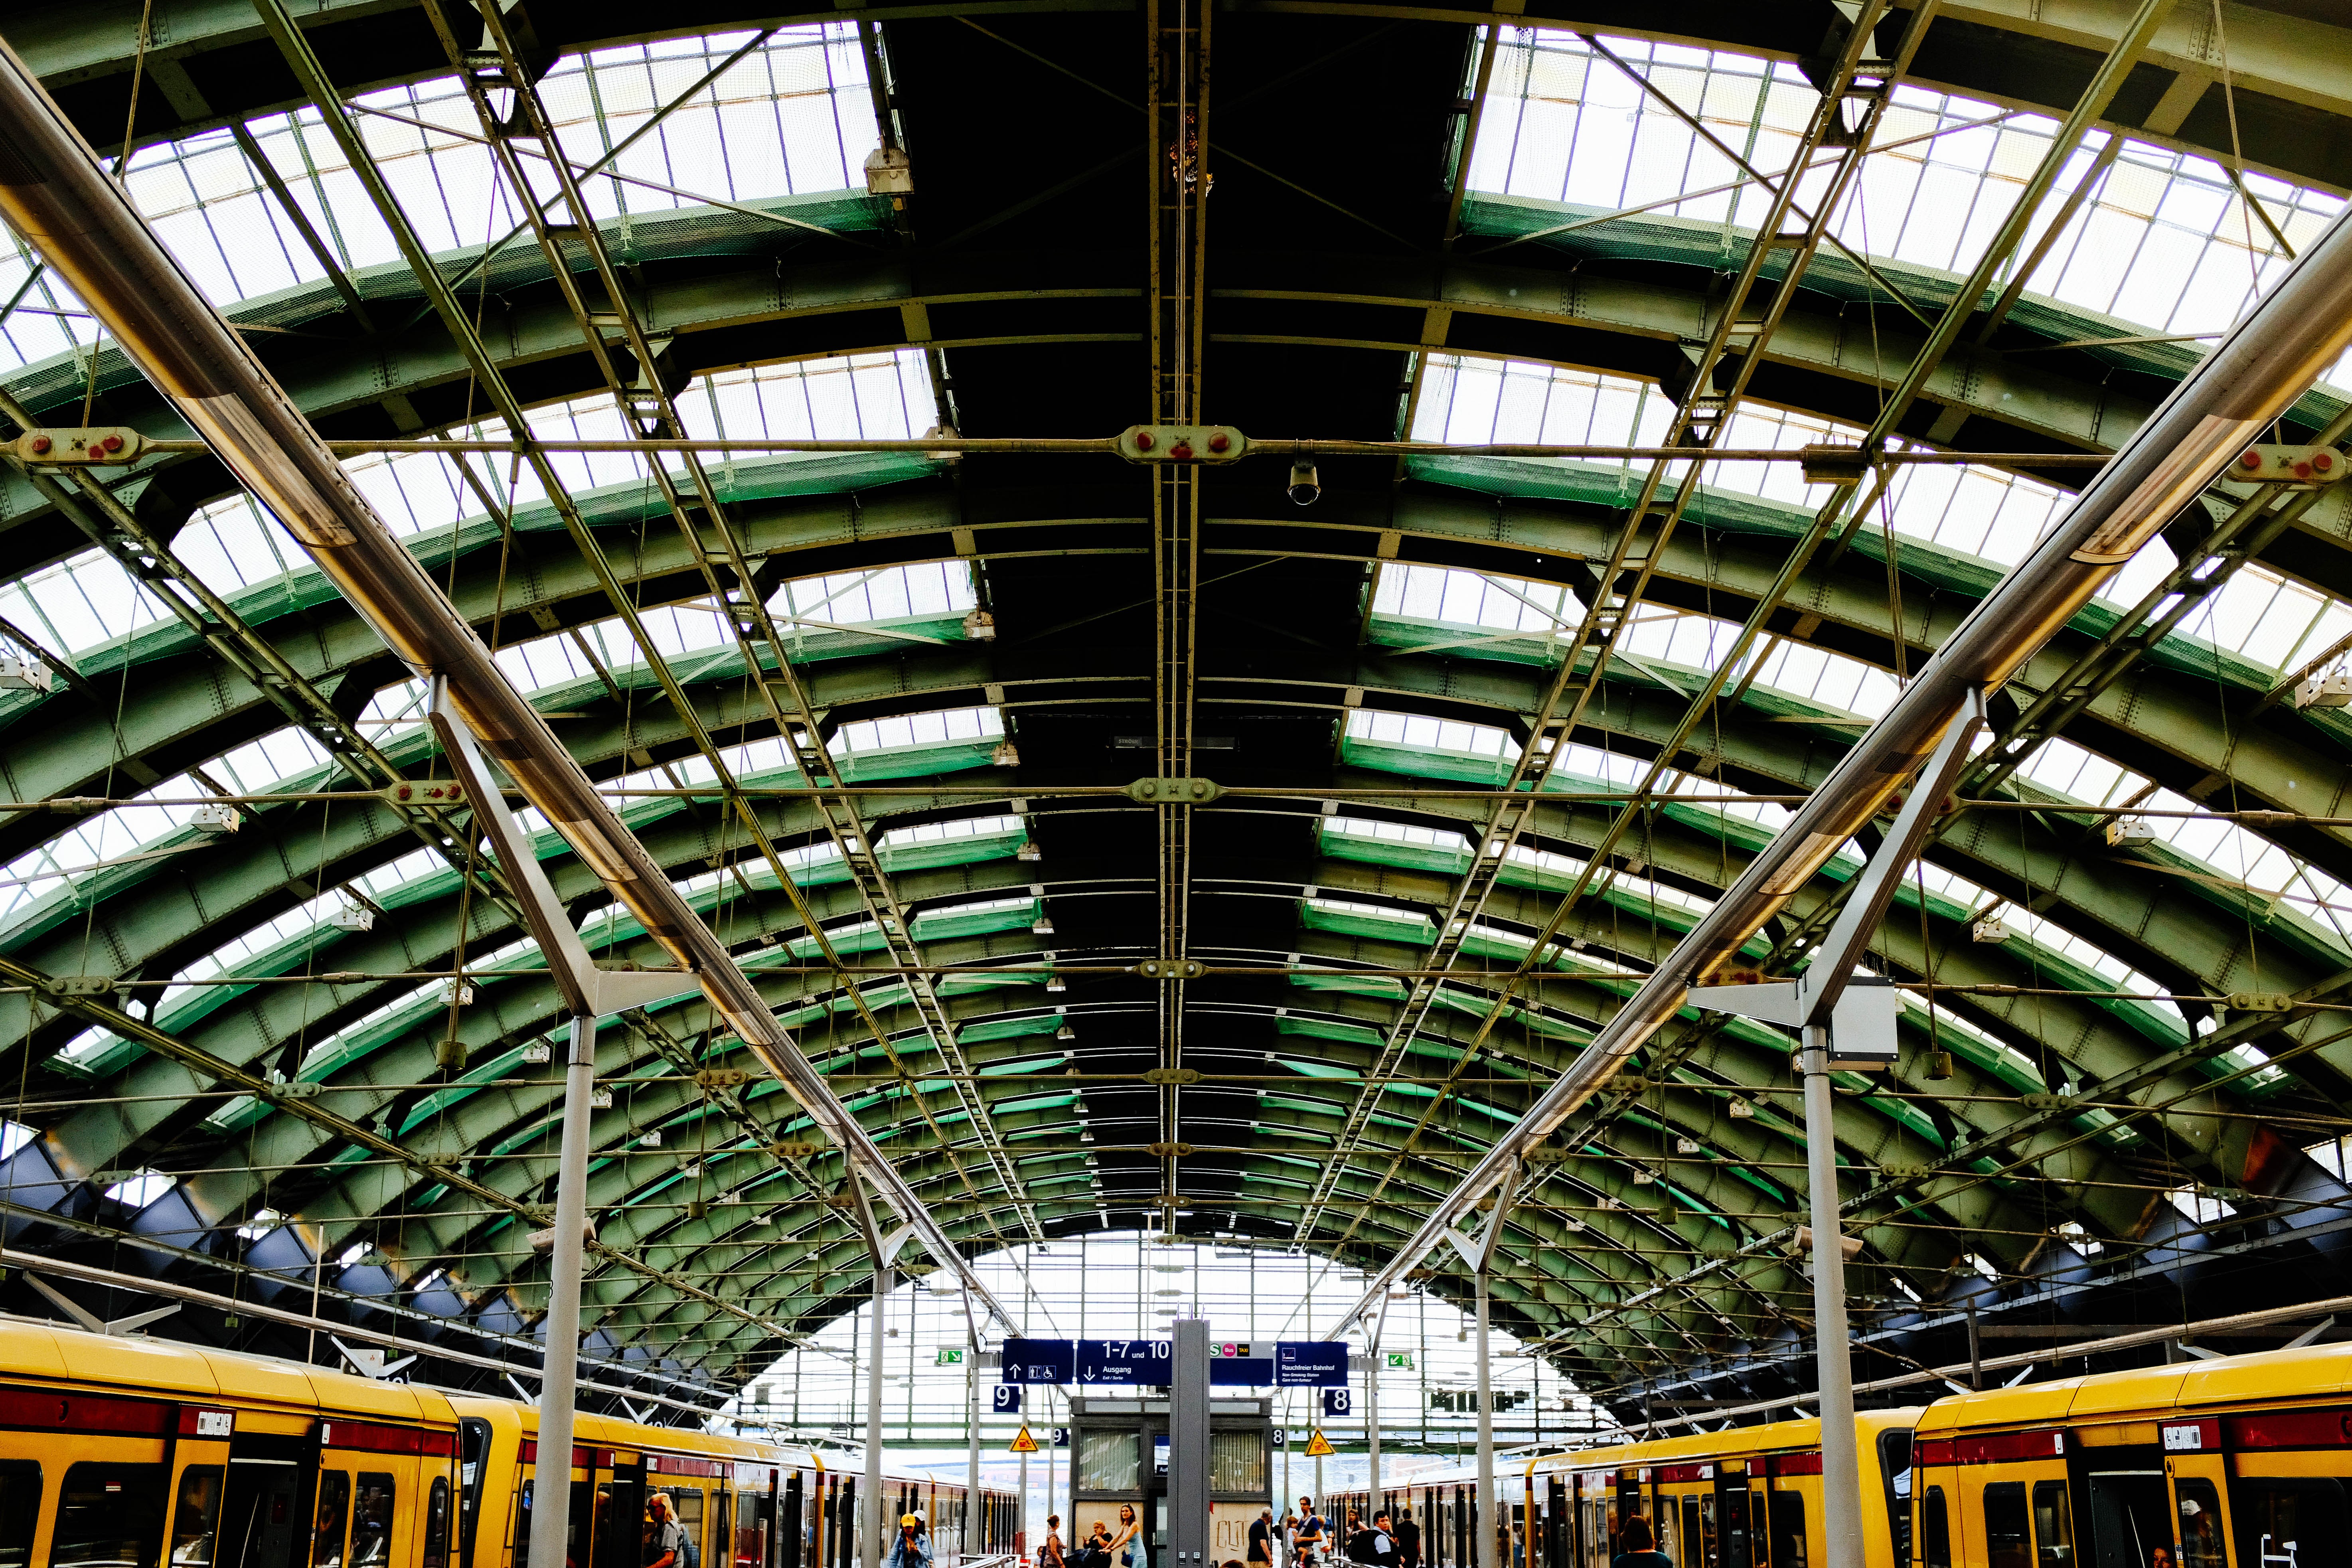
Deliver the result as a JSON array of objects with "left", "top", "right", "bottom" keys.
[
  {"left": 1329, "top": 1339, "right": 2352, "bottom": 1567},
  {"left": 0, "top": 1319, "right": 1017, "bottom": 1568}
]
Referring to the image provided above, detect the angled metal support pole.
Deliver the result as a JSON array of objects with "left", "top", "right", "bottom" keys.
[
  {"left": 429, "top": 680, "right": 682, "bottom": 1568},
  {"left": 1364, "top": 1291, "right": 1393, "bottom": 1521},
  {"left": 1692, "top": 692, "right": 1985, "bottom": 1568},
  {"left": 847, "top": 1175, "right": 893, "bottom": 1568},
  {"left": 966, "top": 1293, "right": 983, "bottom": 1565},
  {"left": 1444, "top": 1165, "right": 1519, "bottom": 1568}
]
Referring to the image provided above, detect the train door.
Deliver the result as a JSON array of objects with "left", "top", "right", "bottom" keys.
[
  {"left": 603, "top": 1460, "right": 647, "bottom": 1568},
  {"left": 1544, "top": 1478, "right": 1566, "bottom": 1568},
  {"left": 1714, "top": 1465, "right": 1751, "bottom": 1568},
  {"left": 2158, "top": 1418, "right": 2228, "bottom": 1568},
  {"left": 163, "top": 1405, "right": 236, "bottom": 1568},
  {"left": 2081, "top": 1449, "right": 2169, "bottom": 1568},
  {"left": 218, "top": 1429, "right": 310, "bottom": 1568},
  {"left": 781, "top": 1473, "right": 802, "bottom": 1568}
]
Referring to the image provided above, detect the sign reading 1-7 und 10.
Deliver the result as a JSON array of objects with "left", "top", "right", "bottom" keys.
[{"left": 999, "top": 1337, "right": 1349, "bottom": 1387}]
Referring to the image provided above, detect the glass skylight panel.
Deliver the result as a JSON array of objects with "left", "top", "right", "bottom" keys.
[
  {"left": 833, "top": 706, "right": 1002, "bottom": 754},
  {"left": 1469, "top": 32, "right": 2347, "bottom": 374},
  {"left": 774, "top": 561, "right": 976, "bottom": 626},
  {"left": 1372, "top": 564, "right": 1580, "bottom": 633},
  {"left": 1327, "top": 816, "right": 1471, "bottom": 854},
  {"left": 1347, "top": 707, "right": 1514, "bottom": 759}
]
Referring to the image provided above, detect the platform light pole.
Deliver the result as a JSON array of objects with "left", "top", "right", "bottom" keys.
[{"left": 1692, "top": 697, "right": 1986, "bottom": 1568}]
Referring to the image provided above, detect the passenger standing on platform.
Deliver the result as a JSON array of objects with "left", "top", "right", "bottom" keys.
[
  {"left": 1041, "top": 1517, "right": 1066, "bottom": 1568},
  {"left": 1108, "top": 1505, "right": 1142, "bottom": 1568},
  {"left": 1392, "top": 1510, "right": 1419, "bottom": 1568},
  {"left": 646, "top": 1496, "right": 687, "bottom": 1568},
  {"left": 1608, "top": 1517, "right": 1668, "bottom": 1568},
  {"left": 1249, "top": 1510, "right": 1274, "bottom": 1568},
  {"left": 888, "top": 1516, "right": 933, "bottom": 1568},
  {"left": 1370, "top": 1516, "right": 1400, "bottom": 1568},
  {"left": 1294, "top": 1503, "right": 1325, "bottom": 1568}
]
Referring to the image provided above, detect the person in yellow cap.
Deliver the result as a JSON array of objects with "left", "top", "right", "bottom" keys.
[{"left": 887, "top": 1514, "right": 932, "bottom": 1568}]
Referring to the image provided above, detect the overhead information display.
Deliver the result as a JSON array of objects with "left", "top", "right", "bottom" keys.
[{"left": 1001, "top": 1337, "right": 1348, "bottom": 1386}]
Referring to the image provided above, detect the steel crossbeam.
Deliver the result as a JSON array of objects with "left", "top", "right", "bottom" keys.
[{"left": 1145, "top": 0, "right": 1212, "bottom": 1223}]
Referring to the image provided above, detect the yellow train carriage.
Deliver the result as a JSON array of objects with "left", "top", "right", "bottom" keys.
[
  {"left": 0, "top": 1319, "right": 1022, "bottom": 1568},
  {"left": 1909, "top": 1339, "right": 2352, "bottom": 1568},
  {"left": 1529, "top": 1410, "right": 1921, "bottom": 1568},
  {"left": 0, "top": 1318, "right": 462, "bottom": 1568}
]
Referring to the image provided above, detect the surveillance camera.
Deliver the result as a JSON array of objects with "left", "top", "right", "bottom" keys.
[{"left": 1287, "top": 460, "right": 1320, "bottom": 506}]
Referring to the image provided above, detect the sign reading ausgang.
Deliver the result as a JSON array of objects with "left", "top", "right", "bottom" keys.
[{"left": 1000, "top": 1336, "right": 1348, "bottom": 1386}]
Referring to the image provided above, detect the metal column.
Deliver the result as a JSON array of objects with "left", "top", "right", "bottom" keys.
[
  {"left": 1474, "top": 1275, "right": 1494, "bottom": 1568},
  {"left": 1694, "top": 697, "right": 1987, "bottom": 1568},
  {"left": 1171, "top": 1320, "right": 1211, "bottom": 1568},
  {"left": 1365, "top": 1363, "right": 1380, "bottom": 1522},
  {"left": 967, "top": 1313, "right": 983, "bottom": 1563},
  {"left": 1801, "top": 1020, "right": 1864, "bottom": 1567},
  {"left": 524, "top": 1013, "right": 600, "bottom": 1568},
  {"left": 866, "top": 1258, "right": 889, "bottom": 1568}
]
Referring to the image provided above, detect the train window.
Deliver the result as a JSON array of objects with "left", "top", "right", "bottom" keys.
[
  {"left": 1681, "top": 1497, "right": 1702, "bottom": 1568},
  {"left": 57, "top": 1463, "right": 170, "bottom": 1568},
  {"left": 310, "top": 1472, "right": 351, "bottom": 1568},
  {"left": 169, "top": 1466, "right": 225, "bottom": 1568},
  {"left": 2231, "top": 1476, "right": 2345, "bottom": 1566},
  {"left": 1982, "top": 1482, "right": 2028, "bottom": 1568},
  {"left": 2030, "top": 1481, "right": 2072, "bottom": 1568},
  {"left": 459, "top": 1420, "right": 492, "bottom": 1568},
  {"left": 424, "top": 1478, "right": 452, "bottom": 1568},
  {"left": 350, "top": 1474, "right": 395, "bottom": 1568},
  {"left": 0, "top": 1461, "right": 37, "bottom": 1568},
  {"left": 2173, "top": 1479, "right": 2221, "bottom": 1568},
  {"left": 1919, "top": 1486, "right": 1950, "bottom": 1568},
  {"left": 1765, "top": 1494, "right": 1803, "bottom": 1568}
]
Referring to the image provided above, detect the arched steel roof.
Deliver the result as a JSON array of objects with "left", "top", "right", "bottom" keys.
[{"left": 2, "top": 0, "right": 2352, "bottom": 1424}]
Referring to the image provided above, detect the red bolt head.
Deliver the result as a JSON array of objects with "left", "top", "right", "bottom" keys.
[
  {"left": 99, "top": 434, "right": 123, "bottom": 454},
  {"left": 1171, "top": 442, "right": 1195, "bottom": 461},
  {"left": 2296, "top": 461, "right": 2314, "bottom": 479},
  {"left": 28, "top": 436, "right": 49, "bottom": 454},
  {"left": 2241, "top": 449, "right": 2263, "bottom": 470},
  {"left": 396, "top": 784, "right": 414, "bottom": 800},
  {"left": 1207, "top": 432, "right": 1230, "bottom": 453},
  {"left": 1134, "top": 431, "right": 1155, "bottom": 450},
  {"left": 2318, "top": 452, "right": 2337, "bottom": 472}
]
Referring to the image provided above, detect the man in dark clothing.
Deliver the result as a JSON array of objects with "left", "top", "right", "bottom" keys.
[
  {"left": 1370, "top": 1517, "right": 1400, "bottom": 1568},
  {"left": 1345, "top": 1520, "right": 1394, "bottom": 1568},
  {"left": 1249, "top": 1513, "right": 1275, "bottom": 1568},
  {"left": 1392, "top": 1511, "right": 1420, "bottom": 1568}
]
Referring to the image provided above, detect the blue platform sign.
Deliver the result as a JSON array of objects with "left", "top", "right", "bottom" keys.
[
  {"left": 1001, "top": 1336, "right": 1347, "bottom": 1386},
  {"left": 1323, "top": 1388, "right": 1352, "bottom": 1418},
  {"left": 1001, "top": 1337, "right": 1077, "bottom": 1384},
  {"left": 1078, "top": 1338, "right": 1173, "bottom": 1384},
  {"left": 991, "top": 1384, "right": 1023, "bottom": 1414},
  {"left": 1278, "top": 1341, "right": 1350, "bottom": 1386}
]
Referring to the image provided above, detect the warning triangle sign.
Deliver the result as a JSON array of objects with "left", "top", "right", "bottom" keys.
[
  {"left": 1303, "top": 1429, "right": 1335, "bottom": 1458},
  {"left": 1009, "top": 1426, "right": 1040, "bottom": 1454}
]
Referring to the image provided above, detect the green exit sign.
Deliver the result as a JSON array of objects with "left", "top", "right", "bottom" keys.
[
  {"left": 1385, "top": 1352, "right": 1414, "bottom": 1370},
  {"left": 937, "top": 1347, "right": 966, "bottom": 1366}
]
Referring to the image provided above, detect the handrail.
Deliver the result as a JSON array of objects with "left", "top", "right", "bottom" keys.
[
  {"left": 1330, "top": 193, "right": 2352, "bottom": 1334},
  {"left": 0, "top": 39, "right": 1014, "bottom": 1335}
]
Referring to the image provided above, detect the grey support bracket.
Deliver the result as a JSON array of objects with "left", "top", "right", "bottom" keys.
[{"left": 427, "top": 678, "right": 685, "bottom": 1020}]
